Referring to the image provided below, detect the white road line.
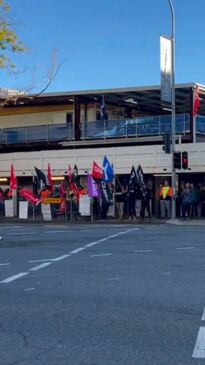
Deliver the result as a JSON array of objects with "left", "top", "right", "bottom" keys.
[
  {"left": 105, "top": 277, "right": 120, "bottom": 281},
  {"left": 24, "top": 287, "right": 35, "bottom": 291},
  {"left": 51, "top": 254, "right": 71, "bottom": 262},
  {"left": 7, "top": 232, "right": 34, "bottom": 236},
  {"left": 193, "top": 327, "right": 205, "bottom": 358},
  {"left": 28, "top": 259, "right": 52, "bottom": 263},
  {"left": 1, "top": 272, "right": 28, "bottom": 283},
  {"left": 0, "top": 263, "right": 10, "bottom": 266},
  {"left": 175, "top": 246, "right": 194, "bottom": 250},
  {"left": 90, "top": 253, "right": 112, "bottom": 257},
  {"left": 135, "top": 249, "right": 153, "bottom": 253},
  {"left": 45, "top": 230, "right": 73, "bottom": 234},
  {"left": 70, "top": 247, "right": 85, "bottom": 254},
  {"left": 30, "top": 262, "right": 52, "bottom": 271},
  {"left": 201, "top": 308, "right": 205, "bottom": 321},
  {"left": 1, "top": 227, "right": 139, "bottom": 284}
]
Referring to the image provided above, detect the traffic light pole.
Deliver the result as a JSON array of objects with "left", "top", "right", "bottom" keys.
[{"left": 168, "top": 0, "right": 176, "bottom": 220}]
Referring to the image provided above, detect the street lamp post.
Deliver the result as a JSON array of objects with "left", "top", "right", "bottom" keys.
[{"left": 168, "top": 0, "right": 176, "bottom": 220}]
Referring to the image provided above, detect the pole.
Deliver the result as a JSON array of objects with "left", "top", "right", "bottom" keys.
[{"left": 168, "top": 0, "right": 176, "bottom": 220}]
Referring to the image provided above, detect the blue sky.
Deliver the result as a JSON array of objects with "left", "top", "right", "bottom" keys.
[{"left": 1, "top": 0, "right": 205, "bottom": 92}]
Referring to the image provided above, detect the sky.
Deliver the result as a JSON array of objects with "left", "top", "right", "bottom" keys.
[{"left": 1, "top": 0, "right": 205, "bottom": 93}]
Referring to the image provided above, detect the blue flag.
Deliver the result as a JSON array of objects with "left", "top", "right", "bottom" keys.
[{"left": 103, "top": 156, "right": 114, "bottom": 182}]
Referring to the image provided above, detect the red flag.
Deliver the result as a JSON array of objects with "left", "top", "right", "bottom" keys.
[
  {"left": 193, "top": 86, "right": 200, "bottom": 116},
  {"left": 47, "top": 163, "right": 53, "bottom": 191},
  {"left": 60, "top": 182, "right": 66, "bottom": 198},
  {"left": 92, "top": 161, "right": 104, "bottom": 180},
  {"left": 10, "top": 164, "right": 17, "bottom": 190},
  {"left": 68, "top": 164, "right": 73, "bottom": 183},
  {"left": 19, "top": 189, "right": 40, "bottom": 206},
  {"left": 70, "top": 182, "right": 80, "bottom": 201}
]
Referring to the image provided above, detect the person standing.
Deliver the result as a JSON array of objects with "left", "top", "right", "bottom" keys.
[
  {"left": 159, "top": 180, "right": 173, "bottom": 219},
  {"left": 141, "top": 183, "right": 152, "bottom": 220},
  {"left": 115, "top": 185, "right": 126, "bottom": 219},
  {"left": 181, "top": 183, "right": 192, "bottom": 220},
  {"left": 127, "top": 184, "right": 137, "bottom": 221}
]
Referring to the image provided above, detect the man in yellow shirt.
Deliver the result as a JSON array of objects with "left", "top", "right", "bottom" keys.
[{"left": 159, "top": 180, "right": 173, "bottom": 219}]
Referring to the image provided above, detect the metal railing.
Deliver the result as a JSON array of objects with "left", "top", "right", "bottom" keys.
[
  {"left": 80, "top": 114, "right": 190, "bottom": 140},
  {"left": 0, "top": 124, "right": 73, "bottom": 145}
]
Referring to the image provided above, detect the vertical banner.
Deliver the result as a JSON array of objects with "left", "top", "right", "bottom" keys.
[
  {"left": 79, "top": 195, "right": 91, "bottom": 216},
  {"left": 41, "top": 204, "right": 52, "bottom": 221},
  {"left": 19, "top": 201, "right": 28, "bottom": 219},
  {"left": 160, "top": 35, "right": 172, "bottom": 103},
  {"left": 5, "top": 200, "right": 14, "bottom": 217}
]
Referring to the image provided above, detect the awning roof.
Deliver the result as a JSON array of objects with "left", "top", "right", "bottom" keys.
[{"left": 1, "top": 82, "right": 205, "bottom": 115}]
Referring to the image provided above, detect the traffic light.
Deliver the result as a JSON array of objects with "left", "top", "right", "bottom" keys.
[
  {"left": 182, "top": 151, "right": 188, "bottom": 169},
  {"left": 162, "top": 132, "right": 171, "bottom": 154},
  {"left": 173, "top": 151, "right": 181, "bottom": 169}
]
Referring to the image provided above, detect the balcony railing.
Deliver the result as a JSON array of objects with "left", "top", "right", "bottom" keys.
[
  {"left": 80, "top": 114, "right": 190, "bottom": 140},
  {"left": 0, "top": 124, "right": 73, "bottom": 145},
  {"left": 0, "top": 113, "right": 191, "bottom": 146}
]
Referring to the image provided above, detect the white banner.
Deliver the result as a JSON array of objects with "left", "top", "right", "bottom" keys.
[
  {"left": 19, "top": 201, "right": 28, "bottom": 219},
  {"left": 79, "top": 195, "right": 91, "bottom": 216},
  {"left": 5, "top": 200, "right": 14, "bottom": 217},
  {"left": 42, "top": 203, "right": 52, "bottom": 221},
  {"left": 160, "top": 36, "right": 172, "bottom": 103}
]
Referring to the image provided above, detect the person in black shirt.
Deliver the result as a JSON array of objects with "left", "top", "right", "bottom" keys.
[
  {"left": 141, "top": 183, "right": 152, "bottom": 220},
  {"left": 115, "top": 185, "right": 126, "bottom": 219}
]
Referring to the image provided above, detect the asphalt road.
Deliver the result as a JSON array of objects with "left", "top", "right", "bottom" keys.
[{"left": 0, "top": 222, "right": 205, "bottom": 365}]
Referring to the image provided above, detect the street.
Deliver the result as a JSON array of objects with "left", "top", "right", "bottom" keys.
[{"left": 0, "top": 222, "right": 205, "bottom": 365}]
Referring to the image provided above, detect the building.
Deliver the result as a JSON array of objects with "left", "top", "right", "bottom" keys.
[{"left": 0, "top": 83, "right": 205, "bottom": 197}]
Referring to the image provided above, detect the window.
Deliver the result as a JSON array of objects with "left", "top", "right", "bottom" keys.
[{"left": 66, "top": 113, "right": 73, "bottom": 125}]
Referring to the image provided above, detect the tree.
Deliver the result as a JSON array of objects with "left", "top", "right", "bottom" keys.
[{"left": 0, "top": 0, "right": 24, "bottom": 70}]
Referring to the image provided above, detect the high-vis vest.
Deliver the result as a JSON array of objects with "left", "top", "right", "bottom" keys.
[{"left": 160, "top": 186, "right": 172, "bottom": 200}]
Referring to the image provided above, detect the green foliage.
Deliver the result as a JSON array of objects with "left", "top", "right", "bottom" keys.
[{"left": 0, "top": 0, "right": 24, "bottom": 69}]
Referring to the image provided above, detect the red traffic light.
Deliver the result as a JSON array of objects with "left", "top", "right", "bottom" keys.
[{"left": 182, "top": 151, "right": 188, "bottom": 169}]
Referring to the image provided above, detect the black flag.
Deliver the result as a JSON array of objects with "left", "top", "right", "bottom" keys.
[
  {"left": 35, "top": 167, "right": 47, "bottom": 187},
  {"left": 136, "top": 165, "right": 145, "bottom": 194},
  {"left": 128, "top": 166, "right": 138, "bottom": 189}
]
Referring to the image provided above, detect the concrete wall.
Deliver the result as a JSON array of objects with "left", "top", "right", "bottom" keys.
[{"left": 0, "top": 142, "right": 204, "bottom": 177}]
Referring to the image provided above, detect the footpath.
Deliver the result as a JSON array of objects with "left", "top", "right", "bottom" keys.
[{"left": 0, "top": 217, "right": 205, "bottom": 225}]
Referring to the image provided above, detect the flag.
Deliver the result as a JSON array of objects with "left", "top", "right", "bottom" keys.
[
  {"left": 47, "top": 163, "right": 53, "bottom": 191},
  {"left": 136, "top": 165, "right": 145, "bottom": 194},
  {"left": 100, "top": 180, "right": 112, "bottom": 204},
  {"left": 73, "top": 164, "right": 78, "bottom": 180},
  {"left": 87, "top": 174, "right": 101, "bottom": 198},
  {"left": 70, "top": 181, "right": 80, "bottom": 201},
  {"left": 100, "top": 95, "right": 106, "bottom": 120},
  {"left": 92, "top": 161, "right": 104, "bottom": 180},
  {"left": 128, "top": 166, "right": 138, "bottom": 189},
  {"left": 68, "top": 164, "right": 73, "bottom": 183},
  {"left": 103, "top": 156, "right": 114, "bottom": 182},
  {"left": 193, "top": 86, "right": 200, "bottom": 116},
  {"left": 35, "top": 167, "right": 47, "bottom": 187},
  {"left": 59, "top": 181, "right": 66, "bottom": 198},
  {"left": 10, "top": 164, "right": 17, "bottom": 190},
  {"left": 19, "top": 189, "right": 40, "bottom": 206}
]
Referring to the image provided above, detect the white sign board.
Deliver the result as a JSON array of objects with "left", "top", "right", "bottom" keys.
[
  {"left": 79, "top": 195, "right": 91, "bottom": 216},
  {"left": 19, "top": 201, "right": 28, "bottom": 219},
  {"left": 5, "top": 199, "right": 14, "bottom": 217},
  {"left": 42, "top": 203, "right": 52, "bottom": 221},
  {"left": 160, "top": 35, "right": 172, "bottom": 103}
]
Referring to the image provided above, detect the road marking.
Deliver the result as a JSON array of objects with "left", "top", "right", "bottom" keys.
[
  {"left": 105, "top": 277, "right": 120, "bottom": 281},
  {"left": 135, "top": 249, "right": 153, "bottom": 253},
  {"left": 30, "top": 262, "right": 52, "bottom": 271},
  {"left": 1, "top": 272, "right": 28, "bottom": 283},
  {"left": 0, "top": 263, "right": 10, "bottom": 266},
  {"left": 161, "top": 272, "right": 172, "bottom": 275},
  {"left": 90, "top": 253, "right": 112, "bottom": 257},
  {"left": 7, "top": 232, "right": 34, "bottom": 236},
  {"left": 28, "top": 259, "right": 53, "bottom": 263},
  {"left": 45, "top": 230, "right": 73, "bottom": 234},
  {"left": 201, "top": 308, "right": 205, "bottom": 321},
  {"left": 52, "top": 254, "right": 71, "bottom": 262},
  {"left": 193, "top": 327, "right": 205, "bottom": 358},
  {"left": 24, "top": 287, "right": 35, "bottom": 291},
  {"left": 175, "top": 246, "right": 194, "bottom": 250},
  {"left": 70, "top": 247, "right": 85, "bottom": 254},
  {"left": 1, "top": 228, "right": 139, "bottom": 284}
]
